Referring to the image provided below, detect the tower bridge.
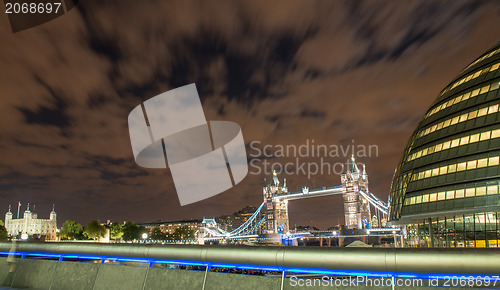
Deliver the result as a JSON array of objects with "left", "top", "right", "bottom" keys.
[{"left": 200, "top": 157, "right": 390, "bottom": 242}]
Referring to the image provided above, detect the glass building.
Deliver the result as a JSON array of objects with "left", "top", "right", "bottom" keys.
[{"left": 389, "top": 42, "right": 500, "bottom": 247}]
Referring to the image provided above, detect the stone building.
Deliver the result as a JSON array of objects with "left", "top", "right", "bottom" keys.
[{"left": 4, "top": 204, "right": 57, "bottom": 240}]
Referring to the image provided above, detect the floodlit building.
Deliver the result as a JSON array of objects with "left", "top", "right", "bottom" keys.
[
  {"left": 140, "top": 219, "right": 201, "bottom": 236},
  {"left": 4, "top": 204, "right": 57, "bottom": 240},
  {"left": 341, "top": 157, "right": 371, "bottom": 229},
  {"left": 216, "top": 206, "right": 257, "bottom": 232},
  {"left": 389, "top": 42, "right": 500, "bottom": 247},
  {"left": 262, "top": 171, "right": 289, "bottom": 234}
]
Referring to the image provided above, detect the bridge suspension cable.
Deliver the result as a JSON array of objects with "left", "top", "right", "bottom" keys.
[
  {"left": 201, "top": 202, "right": 266, "bottom": 239},
  {"left": 226, "top": 201, "right": 265, "bottom": 236},
  {"left": 241, "top": 217, "right": 266, "bottom": 236},
  {"left": 358, "top": 190, "right": 388, "bottom": 214}
]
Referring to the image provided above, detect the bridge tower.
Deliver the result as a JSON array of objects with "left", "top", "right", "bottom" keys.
[
  {"left": 341, "top": 156, "right": 371, "bottom": 229},
  {"left": 198, "top": 218, "right": 218, "bottom": 240},
  {"left": 262, "top": 171, "right": 289, "bottom": 234}
]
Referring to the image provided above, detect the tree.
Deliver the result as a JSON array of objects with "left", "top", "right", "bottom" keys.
[
  {"left": 122, "top": 221, "right": 140, "bottom": 241},
  {"left": 60, "top": 220, "right": 83, "bottom": 240},
  {"left": 0, "top": 224, "right": 8, "bottom": 241},
  {"left": 150, "top": 227, "right": 166, "bottom": 240},
  {"left": 108, "top": 222, "right": 123, "bottom": 241},
  {"left": 83, "top": 220, "right": 106, "bottom": 241},
  {"left": 138, "top": 225, "right": 148, "bottom": 239},
  {"left": 172, "top": 226, "right": 195, "bottom": 242}
]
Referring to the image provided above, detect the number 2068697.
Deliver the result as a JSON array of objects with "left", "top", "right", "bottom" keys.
[{"left": 5, "top": 2, "right": 62, "bottom": 14}]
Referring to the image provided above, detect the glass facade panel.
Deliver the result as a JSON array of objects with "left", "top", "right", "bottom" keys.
[
  {"left": 480, "top": 131, "right": 491, "bottom": 140},
  {"left": 476, "top": 186, "right": 486, "bottom": 196},
  {"left": 437, "top": 191, "right": 446, "bottom": 201},
  {"left": 467, "top": 160, "right": 477, "bottom": 169},
  {"left": 487, "top": 185, "right": 498, "bottom": 195},
  {"left": 465, "top": 188, "right": 475, "bottom": 197},
  {"left": 477, "top": 158, "right": 488, "bottom": 167},
  {"left": 404, "top": 212, "right": 500, "bottom": 248}
]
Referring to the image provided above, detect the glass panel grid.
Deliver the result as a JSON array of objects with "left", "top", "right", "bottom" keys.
[
  {"left": 439, "top": 61, "right": 500, "bottom": 97},
  {"left": 461, "top": 47, "right": 500, "bottom": 72},
  {"left": 406, "top": 185, "right": 498, "bottom": 206},
  {"left": 411, "top": 155, "right": 500, "bottom": 181},
  {"left": 417, "top": 103, "right": 499, "bottom": 139},
  {"left": 407, "top": 128, "right": 500, "bottom": 162}
]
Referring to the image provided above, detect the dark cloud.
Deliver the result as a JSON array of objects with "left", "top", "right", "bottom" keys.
[
  {"left": 18, "top": 76, "right": 71, "bottom": 129},
  {"left": 0, "top": 0, "right": 499, "bottom": 229}
]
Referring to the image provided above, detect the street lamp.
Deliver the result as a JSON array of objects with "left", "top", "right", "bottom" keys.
[{"left": 142, "top": 233, "right": 148, "bottom": 240}]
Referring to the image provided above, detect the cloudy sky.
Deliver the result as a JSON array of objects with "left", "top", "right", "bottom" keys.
[{"left": 1, "top": 0, "right": 499, "bottom": 229}]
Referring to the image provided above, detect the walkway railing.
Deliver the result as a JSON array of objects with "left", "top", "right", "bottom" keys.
[{"left": 0, "top": 242, "right": 499, "bottom": 278}]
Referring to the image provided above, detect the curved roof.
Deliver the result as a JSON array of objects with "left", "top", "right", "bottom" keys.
[{"left": 389, "top": 41, "right": 500, "bottom": 223}]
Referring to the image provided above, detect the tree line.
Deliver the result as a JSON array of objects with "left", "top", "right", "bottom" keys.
[{"left": 59, "top": 220, "right": 195, "bottom": 242}]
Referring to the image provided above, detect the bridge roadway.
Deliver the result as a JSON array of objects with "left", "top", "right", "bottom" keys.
[
  {"left": 273, "top": 185, "right": 343, "bottom": 201},
  {"left": 272, "top": 184, "right": 389, "bottom": 215},
  {"left": 0, "top": 242, "right": 499, "bottom": 290}
]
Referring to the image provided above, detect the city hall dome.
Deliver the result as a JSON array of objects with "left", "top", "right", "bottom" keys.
[{"left": 389, "top": 42, "right": 500, "bottom": 247}]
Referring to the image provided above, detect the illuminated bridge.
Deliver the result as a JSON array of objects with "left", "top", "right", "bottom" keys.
[
  {"left": 0, "top": 242, "right": 498, "bottom": 290},
  {"left": 200, "top": 157, "right": 391, "bottom": 241}
]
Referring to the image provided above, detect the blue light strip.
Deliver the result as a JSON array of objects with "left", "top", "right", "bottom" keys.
[{"left": 0, "top": 251, "right": 497, "bottom": 280}]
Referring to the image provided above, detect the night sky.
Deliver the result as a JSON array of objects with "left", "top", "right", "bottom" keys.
[{"left": 1, "top": 0, "right": 500, "bottom": 229}]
